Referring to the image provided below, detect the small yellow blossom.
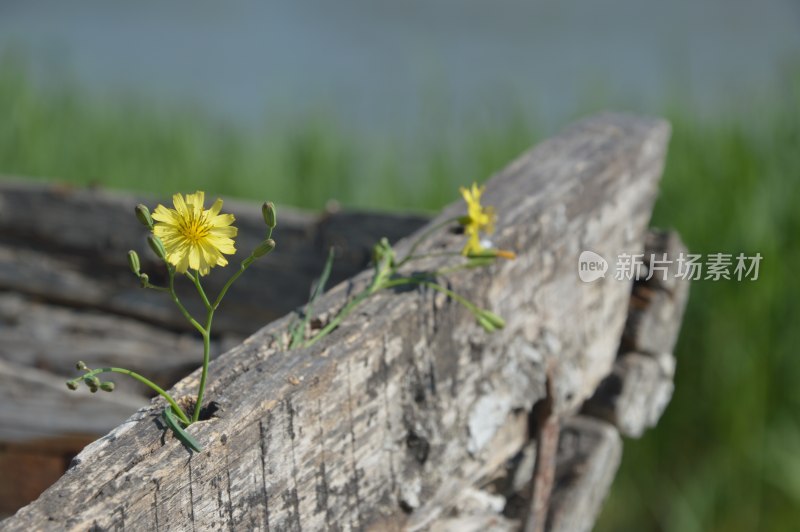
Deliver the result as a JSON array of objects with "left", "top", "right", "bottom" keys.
[
  {"left": 152, "top": 191, "right": 237, "bottom": 275},
  {"left": 459, "top": 183, "right": 495, "bottom": 256}
]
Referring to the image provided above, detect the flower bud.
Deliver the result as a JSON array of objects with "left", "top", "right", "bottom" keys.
[
  {"left": 66, "top": 381, "right": 79, "bottom": 391},
  {"left": 478, "top": 310, "right": 506, "bottom": 330},
  {"left": 84, "top": 375, "right": 101, "bottom": 388},
  {"left": 127, "top": 250, "right": 141, "bottom": 275},
  {"left": 147, "top": 235, "right": 167, "bottom": 261},
  {"left": 139, "top": 273, "right": 150, "bottom": 288},
  {"left": 262, "top": 201, "right": 277, "bottom": 228},
  {"left": 372, "top": 237, "right": 395, "bottom": 265},
  {"left": 76, "top": 361, "right": 87, "bottom": 371},
  {"left": 252, "top": 238, "right": 276, "bottom": 258},
  {"left": 100, "top": 381, "right": 115, "bottom": 392},
  {"left": 476, "top": 314, "right": 497, "bottom": 332},
  {"left": 135, "top": 204, "right": 154, "bottom": 229}
]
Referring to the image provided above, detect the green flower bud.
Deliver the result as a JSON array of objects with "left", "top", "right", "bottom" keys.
[
  {"left": 135, "top": 204, "right": 154, "bottom": 229},
  {"left": 262, "top": 201, "right": 277, "bottom": 228},
  {"left": 479, "top": 310, "right": 506, "bottom": 330},
  {"left": 66, "top": 381, "right": 79, "bottom": 391},
  {"left": 84, "top": 375, "right": 101, "bottom": 388},
  {"left": 100, "top": 381, "right": 115, "bottom": 392},
  {"left": 76, "top": 361, "right": 87, "bottom": 371},
  {"left": 147, "top": 235, "right": 167, "bottom": 261},
  {"left": 372, "top": 237, "right": 395, "bottom": 265},
  {"left": 89, "top": 386, "right": 98, "bottom": 393},
  {"left": 476, "top": 314, "right": 497, "bottom": 332},
  {"left": 127, "top": 250, "right": 141, "bottom": 275},
  {"left": 139, "top": 273, "right": 150, "bottom": 288},
  {"left": 252, "top": 238, "right": 276, "bottom": 258}
]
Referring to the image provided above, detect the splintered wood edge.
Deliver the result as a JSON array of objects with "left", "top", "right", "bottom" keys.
[{"left": 3, "top": 113, "right": 671, "bottom": 531}]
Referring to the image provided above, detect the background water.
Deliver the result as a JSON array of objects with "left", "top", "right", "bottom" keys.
[{"left": 2, "top": 0, "right": 798, "bottom": 135}]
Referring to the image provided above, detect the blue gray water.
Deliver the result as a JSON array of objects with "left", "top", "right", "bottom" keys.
[{"left": 1, "top": 0, "right": 798, "bottom": 135}]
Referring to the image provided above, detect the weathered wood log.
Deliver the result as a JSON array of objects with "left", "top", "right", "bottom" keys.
[
  {"left": 0, "top": 360, "right": 146, "bottom": 515},
  {"left": 0, "top": 360, "right": 146, "bottom": 442},
  {"left": 583, "top": 230, "right": 689, "bottom": 438},
  {"left": 2, "top": 113, "right": 676, "bottom": 531},
  {"left": 0, "top": 182, "right": 427, "bottom": 400},
  {"left": 0, "top": 180, "right": 425, "bottom": 510},
  {"left": 0, "top": 186, "right": 428, "bottom": 511},
  {"left": 545, "top": 417, "right": 622, "bottom": 532},
  {"left": 0, "top": 292, "right": 210, "bottom": 397}
]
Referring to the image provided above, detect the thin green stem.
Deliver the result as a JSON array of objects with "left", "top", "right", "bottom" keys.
[
  {"left": 143, "top": 281, "right": 170, "bottom": 292},
  {"left": 192, "top": 326, "right": 212, "bottom": 423},
  {"left": 213, "top": 227, "right": 273, "bottom": 310},
  {"left": 396, "top": 216, "right": 461, "bottom": 268},
  {"left": 382, "top": 277, "right": 482, "bottom": 315},
  {"left": 73, "top": 367, "right": 190, "bottom": 425},
  {"left": 213, "top": 264, "right": 247, "bottom": 310},
  {"left": 398, "top": 251, "right": 463, "bottom": 265},
  {"left": 168, "top": 268, "right": 206, "bottom": 335},
  {"left": 186, "top": 271, "right": 212, "bottom": 311},
  {"left": 302, "top": 255, "right": 394, "bottom": 349},
  {"left": 434, "top": 262, "right": 489, "bottom": 276},
  {"left": 303, "top": 289, "right": 373, "bottom": 348}
]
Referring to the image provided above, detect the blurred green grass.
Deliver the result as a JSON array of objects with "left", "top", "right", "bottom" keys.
[
  {"left": 599, "top": 77, "right": 800, "bottom": 531},
  {"left": 0, "top": 55, "right": 536, "bottom": 212},
  {"left": 1, "top": 54, "right": 798, "bottom": 531}
]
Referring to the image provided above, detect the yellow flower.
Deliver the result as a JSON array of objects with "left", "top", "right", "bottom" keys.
[
  {"left": 152, "top": 191, "right": 237, "bottom": 275},
  {"left": 459, "top": 183, "right": 495, "bottom": 255}
]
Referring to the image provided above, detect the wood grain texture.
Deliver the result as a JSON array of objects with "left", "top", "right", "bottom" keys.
[
  {"left": 0, "top": 359, "right": 146, "bottom": 442},
  {"left": 0, "top": 360, "right": 146, "bottom": 516},
  {"left": 545, "top": 416, "right": 622, "bottom": 532},
  {"left": 1, "top": 113, "right": 671, "bottom": 531},
  {"left": 0, "top": 292, "right": 210, "bottom": 397}
]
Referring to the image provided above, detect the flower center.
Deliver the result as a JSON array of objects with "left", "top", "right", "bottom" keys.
[{"left": 179, "top": 214, "right": 210, "bottom": 243}]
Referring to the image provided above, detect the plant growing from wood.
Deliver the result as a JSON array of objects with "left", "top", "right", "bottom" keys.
[
  {"left": 67, "top": 183, "right": 511, "bottom": 452},
  {"left": 67, "top": 191, "right": 277, "bottom": 451},
  {"left": 288, "top": 183, "right": 515, "bottom": 349}
]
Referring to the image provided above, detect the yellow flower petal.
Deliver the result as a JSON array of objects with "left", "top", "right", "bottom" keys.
[
  {"left": 209, "top": 198, "right": 224, "bottom": 216},
  {"left": 459, "top": 182, "right": 497, "bottom": 255}
]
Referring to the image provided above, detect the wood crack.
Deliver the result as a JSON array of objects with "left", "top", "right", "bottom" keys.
[
  {"left": 286, "top": 399, "right": 303, "bottom": 531},
  {"left": 382, "top": 334, "right": 398, "bottom": 493},
  {"left": 258, "top": 418, "right": 272, "bottom": 531},
  {"left": 315, "top": 399, "right": 332, "bottom": 529},
  {"left": 345, "top": 357, "right": 364, "bottom": 530},
  {"left": 188, "top": 460, "right": 197, "bottom": 532}
]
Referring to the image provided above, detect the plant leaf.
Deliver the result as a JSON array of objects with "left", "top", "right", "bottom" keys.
[{"left": 162, "top": 406, "right": 203, "bottom": 452}]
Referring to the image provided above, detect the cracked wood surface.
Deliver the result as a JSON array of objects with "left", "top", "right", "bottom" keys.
[{"left": 2, "top": 113, "right": 671, "bottom": 531}]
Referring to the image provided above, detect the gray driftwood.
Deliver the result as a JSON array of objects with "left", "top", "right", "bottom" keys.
[
  {"left": 583, "top": 230, "right": 690, "bottom": 438},
  {"left": 0, "top": 360, "right": 146, "bottom": 515},
  {"left": 2, "top": 113, "right": 683, "bottom": 531}
]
